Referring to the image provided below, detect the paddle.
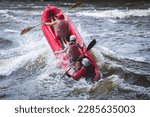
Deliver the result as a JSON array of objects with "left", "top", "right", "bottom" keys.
[
  {"left": 20, "top": 0, "right": 84, "bottom": 35},
  {"left": 69, "top": 0, "right": 84, "bottom": 10},
  {"left": 60, "top": 39, "right": 96, "bottom": 79},
  {"left": 20, "top": 24, "right": 40, "bottom": 35}
]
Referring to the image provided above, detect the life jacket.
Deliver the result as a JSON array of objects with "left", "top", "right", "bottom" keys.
[
  {"left": 67, "top": 44, "right": 81, "bottom": 61},
  {"left": 54, "top": 20, "right": 69, "bottom": 38}
]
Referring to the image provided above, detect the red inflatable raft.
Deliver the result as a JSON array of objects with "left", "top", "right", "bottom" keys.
[{"left": 42, "top": 5, "right": 100, "bottom": 80}]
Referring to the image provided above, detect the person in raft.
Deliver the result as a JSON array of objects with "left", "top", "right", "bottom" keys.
[
  {"left": 55, "top": 35, "right": 84, "bottom": 63},
  {"left": 65, "top": 57, "right": 100, "bottom": 83},
  {"left": 44, "top": 13, "right": 69, "bottom": 48}
]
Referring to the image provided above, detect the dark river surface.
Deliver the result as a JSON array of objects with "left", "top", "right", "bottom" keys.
[{"left": 0, "top": 1, "right": 150, "bottom": 99}]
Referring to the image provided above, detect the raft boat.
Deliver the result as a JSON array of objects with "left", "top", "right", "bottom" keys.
[{"left": 42, "top": 5, "right": 100, "bottom": 80}]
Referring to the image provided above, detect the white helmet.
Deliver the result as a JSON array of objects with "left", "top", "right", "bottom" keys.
[
  {"left": 70, "top": 35, "right": 76, "bottom": 41},
  {"left": 82, "top": 58, "right": 90, "bottom": 67}
]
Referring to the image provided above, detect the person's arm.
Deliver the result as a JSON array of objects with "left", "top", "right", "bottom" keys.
[
  {"left": 66, "top": 67, "right": 86, "bottom": 81},
  {"left": 44, "top": 20, "right": 57, "bottom": 26},
  {"left": 55, "top": 45, "right": 68, "bottom": 54}
]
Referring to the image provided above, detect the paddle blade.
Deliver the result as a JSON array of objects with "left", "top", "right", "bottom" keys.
[
  {"left": 69, "top": 0, "right": 84, "bottom": 10},
  {"left": 20, "top": 26, "right": 35, "bottom": 35},
  {"left": 86, "top": 39, "right": 96, "bottom": 52}
]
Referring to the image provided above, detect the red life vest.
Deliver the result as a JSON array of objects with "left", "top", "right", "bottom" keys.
[
  {"left": 55, "top": 20, "right": 69, "bottom": 38},
  {"left": 67, "top": 44, "right": 81, "bottom": 61}
]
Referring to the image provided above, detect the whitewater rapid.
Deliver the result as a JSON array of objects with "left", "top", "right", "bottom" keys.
[{"left": 0, "top": 1, "right": 150, "bottom": 99}]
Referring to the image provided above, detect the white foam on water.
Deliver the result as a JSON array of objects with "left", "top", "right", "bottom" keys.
[
  {"left": 119, "top": 81, "right": 150, "bottom": 97},
  {"left": 129, "top": 56, "right": 146, "bottom": 62},
  {"left": 2, "top": 13, "right": 29, "bottom": 23},
  {"left": 0, "top": 9, "right": 8, "bottom": 14},
  {"left": 108, "top": 19, "right": 117, "bottom": 23},
  {"left": 4, "top": 29, "right": 19, "bottom": 33},
  {"left": 0, "top": 47, "right": 47, "bottom": 76},
  {"left": 90, "top": 48, "right": 105, "bottom": 68},
  {"left": 0, "top": 9, "right": 24, "bottom": 15},
  {"left": 100, "top": 46, "right": 116, "bottom": 55},
  {"left": 0, "top": 30, "right": 52, "bottom": 76},
  {"left": 76, "top": 8, "right": 150, "bottom": 18},
  {"left": 24, "top": 10, "right": 43, "bottom": 15},
  {"left": 106, "top": 75, "right": 150, "bottom": 97},
  {"left": 0, "top": 9, "right": 37, "bottom": 23},
  {"left": 72, "top": 22, "right": 93, "bottom": 42},
  {"left": 32, "top": 6, "right": 44, "bottom": 8},
  {"left": 106, "top": 75, "right": 124, "bottom": 85}
]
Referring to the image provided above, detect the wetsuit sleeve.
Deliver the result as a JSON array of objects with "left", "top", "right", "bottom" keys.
[
  {"left": 69, "top": 67, "right": 86, "bottom": 81},
  {"left": 44, "top": 21, "right": 57, "bottom": 26}
]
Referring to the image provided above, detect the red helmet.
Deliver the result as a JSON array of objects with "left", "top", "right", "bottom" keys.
[{"left": 57, "top": 14, "right": 64, "bottom": 20}]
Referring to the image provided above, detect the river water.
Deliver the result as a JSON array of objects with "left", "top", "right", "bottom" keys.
[{"left": 0, "top": 1, "right": 150, "bottom": 99}]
